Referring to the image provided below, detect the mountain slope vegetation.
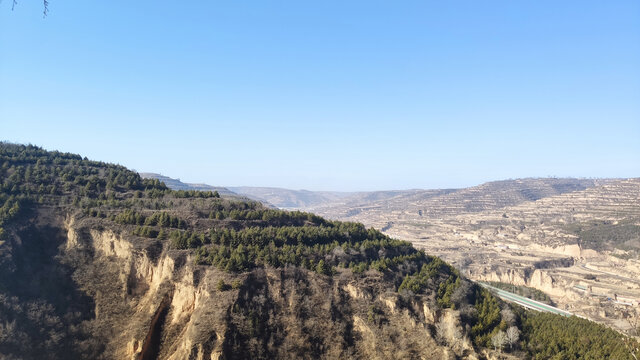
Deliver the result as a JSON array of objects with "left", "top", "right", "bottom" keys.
[{"left": 0, "top": 143, "right": 637, "bottom": 359}]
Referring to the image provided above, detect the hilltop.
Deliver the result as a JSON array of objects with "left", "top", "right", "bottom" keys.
[
  {"left": 0, "top": 143, "right": 637, "bottom": 359},
  {"left": 0, "top": 144, "right": 494, "bottom": 359}
]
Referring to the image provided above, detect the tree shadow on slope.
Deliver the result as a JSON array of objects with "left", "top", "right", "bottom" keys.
[{"left": 0, "top": 214, "right": 103, "bottom": 359}]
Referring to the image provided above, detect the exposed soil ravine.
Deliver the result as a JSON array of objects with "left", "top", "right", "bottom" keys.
[{"left": 138, "top": 292, "right": 173, "bottom": 360}]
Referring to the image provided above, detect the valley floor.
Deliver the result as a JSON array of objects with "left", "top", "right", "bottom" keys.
[{"left": 309, "top": 178, "right": 640, "bottom": 335}]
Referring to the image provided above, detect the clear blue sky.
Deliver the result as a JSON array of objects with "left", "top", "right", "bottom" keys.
[{"left": 2, "top": 1, "right": 639, "bottom": 191}]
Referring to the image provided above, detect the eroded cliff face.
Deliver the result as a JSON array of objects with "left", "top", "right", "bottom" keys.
[
  {"left": 471, "top": 267, "right": 568, "bottom": 298},
  {"left": 29, "top": 212, "right": 479, "bottom": 360}
]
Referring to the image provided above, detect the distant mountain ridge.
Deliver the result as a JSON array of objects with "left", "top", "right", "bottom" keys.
[
  {"left": 227, "top": 186, "right": 354, "bottom": 209},
  {"left": 138, "top": 174, "right": 613, "bottom": 216},
  {"left": 308, "top": 178, "right": 613, "bottom": 221},
  {"left": 139, "top": 173, "right": 356, "bottom": 208},
  {"left": 139, "top": 172, "right": 236, "bottom": 196}
]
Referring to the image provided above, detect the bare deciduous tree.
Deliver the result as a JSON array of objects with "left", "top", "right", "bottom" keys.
[
  {"left": 435, "top": 318, "right": 447, "bottom": 344},
  {"left": 435, "top": 317, "right": 463, "bottom": 350},
  {"left": 506, "top": 326, "right": 520, "bottom": 350},
  {"left": 450, "top": 279, "right": 472, "bottom": 305},
  {"left": 491, "top": 330, "right": 507, "bottom": 352},
  {"left": 501, "top": 308, "right": 516, "bottom": 326}
]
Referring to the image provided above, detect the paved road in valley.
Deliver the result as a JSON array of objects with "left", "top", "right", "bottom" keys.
[
  {"left": 478, "top": 282, "right": 573, "bottom": 317},
  {"left": 580, "top": 264, "right": 640, "bottom": 284}
]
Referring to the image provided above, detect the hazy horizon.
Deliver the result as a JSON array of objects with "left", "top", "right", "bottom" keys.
[
  {"left": 102, "top": 164, "right": 640, "bottom": 193},
  {"left": 2, "top": 1, "right": 639, "bottom": 191}
]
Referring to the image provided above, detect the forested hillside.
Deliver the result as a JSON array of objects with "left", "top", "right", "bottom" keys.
[{"left": 0, "top": 142, "right": 637, "bottom": 359}]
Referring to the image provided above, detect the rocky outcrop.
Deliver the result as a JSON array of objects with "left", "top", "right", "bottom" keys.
[{"left": 472, "top": 267, "right": 569, "bottom": 299}]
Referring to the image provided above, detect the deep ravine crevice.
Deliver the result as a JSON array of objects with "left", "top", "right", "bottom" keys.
[{"left": 137, "top": 291, "right": 173, "bottom": 360}]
